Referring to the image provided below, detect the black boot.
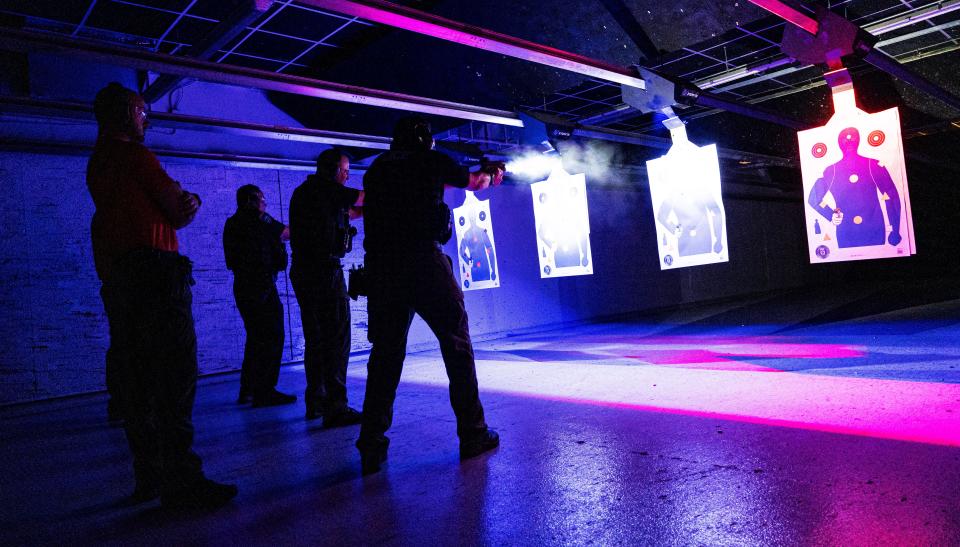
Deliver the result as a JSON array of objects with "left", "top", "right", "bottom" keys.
[
  {"left": 251, "top": 389, "right": 297, "bottom": 407},
  {"left": 356, "top": 437, "right": 389, "bottom": 476},
  {"left": 460, "top": 428, "right": 500, "bottom": 460},
  {"left": 323, "top": 407, "right": 362, "bottom": 429}
]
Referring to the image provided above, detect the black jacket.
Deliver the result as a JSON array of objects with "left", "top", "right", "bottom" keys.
[{"left": 223, "top": 209, "right": 288, "bottom": 280}]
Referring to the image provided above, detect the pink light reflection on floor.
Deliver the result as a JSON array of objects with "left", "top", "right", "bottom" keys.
[
  {"left": 387, "top": 333, "right": 960, "bottom": 447},
  {"left": 624, "top": 338, "right": 866, "bottom": 371}
]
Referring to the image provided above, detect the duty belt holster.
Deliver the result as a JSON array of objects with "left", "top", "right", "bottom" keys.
[{"left": 347, "top": 264, "right": 368, "bottom": 300}]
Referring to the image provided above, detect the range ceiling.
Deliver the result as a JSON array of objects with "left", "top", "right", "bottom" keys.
[{"left": 2, "top": 0, "right": 959, "bottom": 152}]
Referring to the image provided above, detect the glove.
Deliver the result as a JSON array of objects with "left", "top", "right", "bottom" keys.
[{"left": 479, "top": 158, "right": 506, "bottom": 186}]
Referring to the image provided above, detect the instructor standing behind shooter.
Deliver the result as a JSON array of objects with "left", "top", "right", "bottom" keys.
[
  {"left": 289, "top": 149, "right": 364, "bottom": 426},
  {"left": 356, "top": 116, "right": 505, "bottom": 475},
  {"left": 87, "top": 82, "right": 236, "bottom": 509},
  {"left": 223, "top": 184, "right": 296, "bottom": 408}
]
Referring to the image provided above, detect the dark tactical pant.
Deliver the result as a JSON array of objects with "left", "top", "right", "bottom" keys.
[
  {"left": 292, "top": 266, "right": 351, "bottom": 415},
  {"left": 358, "top": 246, "right": 488, "bottom": 449},
  {"left": 233, "top": 275, "right": 285, "bottom": 398},
  {"left": 106, "top": 248, "right": 205, "bottom": 493}
]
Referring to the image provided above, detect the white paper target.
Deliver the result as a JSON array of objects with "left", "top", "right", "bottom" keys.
[
  {"left": 453, "top": 192, "right": 500, "bottom": 291},
  {"left": 531, "top": 168, "right": 593, "bottom": 278},
  {"left": 798, "top": 87, "right": 916, "bottom": 263},
  {"left": 646, "top": 140, "right": 729, "bottom": 270}
]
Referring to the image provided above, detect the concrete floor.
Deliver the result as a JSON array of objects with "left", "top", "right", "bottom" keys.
[{"left": 2, "top": 287, "right": 960, "bottom": 545}]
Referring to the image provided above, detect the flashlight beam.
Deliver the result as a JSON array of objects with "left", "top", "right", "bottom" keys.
[
  {"left": 0, "top": 27, "right": 523, "bottom": 127},
  {"left": 299, "top": 0, "right": 646, "bottom": 90}
]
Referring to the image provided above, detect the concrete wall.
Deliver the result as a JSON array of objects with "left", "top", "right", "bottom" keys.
[{"left": 0, "top": 148, "right": 821, "bottom": 404}]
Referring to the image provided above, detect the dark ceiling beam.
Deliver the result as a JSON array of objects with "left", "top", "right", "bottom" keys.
[
  {"left": 0, "top": 27, "right": 522, "bottom": 126},
  {"left": 595, "top": 0, "right": 660, "bottom": 61},
  {"left": 142, "top": 0, "right": 274, "bottom": 104},
  {"left": 297, "top": 0, "right": 647, "bottom": 89}
]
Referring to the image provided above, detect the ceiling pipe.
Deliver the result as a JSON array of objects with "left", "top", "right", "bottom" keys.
[
  {"left": 0, "top": 27, "right": 523, "bottom": 126},
  {"left": 0, "top": 95, "right": 393, "bottom": 149},
  {"left": 297, "top": 0, "right": 647, "bottom": 89}
]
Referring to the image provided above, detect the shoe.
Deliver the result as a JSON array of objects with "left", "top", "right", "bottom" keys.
[
  {"left": 251, "top": 389, "right": 296, "bottom": 408},
  {"left": 323, "top": 407, "right": 362, "bottom": 429},
  {"left": 236, "top": 387, "right": 252, "bottom": 404},
  {"left": 129, "top": 482, "right": 160, "bottom": 504},
  {"left": 360, "top": 448, "right": 388, "bottom": 476},
  {"left": 356, "top": 438, "right": 389, "bottom": 476},
  {"left": 127, "top": 484, "right": 160, "bottom": 505},
  {"left": 460, "top": 428, "right": 499, "bottom": 460},
  {"left": 161, "top": 479, "right": 238, "bottom": 511}
]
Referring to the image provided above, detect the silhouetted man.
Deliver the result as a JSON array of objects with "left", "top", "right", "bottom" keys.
[
  {"left": 289, "top": 149, "right": 364, "bottom": 426},
  {"left": 86, "top": 82, "right": 236, "bottom": 509},
  {"left": 224, "top": 184, "right": 296, "bottom": 407},
  {"left": 356, "top": 116, "right": 504, "bottom": 474}
]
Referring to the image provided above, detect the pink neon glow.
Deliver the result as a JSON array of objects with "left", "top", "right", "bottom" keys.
[
  {"left": 370, "top": 334, "right": 960, "bottom": 447},
  {"left": 749, "top": 0, "right": 819, "bottom": 34},
  {"left": 302, "top": 0, "right": 645, "bottom": 88}
]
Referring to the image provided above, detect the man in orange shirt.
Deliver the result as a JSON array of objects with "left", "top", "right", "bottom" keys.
[{"left": 87, "top": 82, "right": 236, "bottom": 510}]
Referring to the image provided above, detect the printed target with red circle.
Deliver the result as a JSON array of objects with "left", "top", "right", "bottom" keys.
[
  {"left": 811, "top": 142, "right": 828, "bottom": 158},
  {"left": 867, "top": 130, "right": 885, "bottom": 147}
]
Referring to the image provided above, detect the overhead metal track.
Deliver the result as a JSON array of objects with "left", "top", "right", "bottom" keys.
[
  {"left": 0, "top": 139, "right": 319, "bottom": 169},
  {"left": 750, "top": 0, "right": 960, "bottom": 112},
  {"left": 297, "top": 0, "right": 647, "bottom": 89},
  {"left": 577, "top": 0, "right": 960, "bottom": 129},
  {"left": 0, "top": 27, "right": 523, "bottom": 126},
  {"left": 0, "top": 95, "right": 393, "bottom": 149},
  {"left": 301, "top": 0, "right": 813, "bottom": 129}
]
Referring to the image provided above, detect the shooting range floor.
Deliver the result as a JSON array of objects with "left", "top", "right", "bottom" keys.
[{"left": 3, "top": 282, "right": 960, "bottom": 545}]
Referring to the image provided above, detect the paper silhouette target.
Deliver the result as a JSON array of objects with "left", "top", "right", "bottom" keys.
[
  {"left": 647, "top": 138, "right": 729, "bottom": 270},
  {"left": 454, "top": 192, "right": 500, "bottom": 291},
  {"left": 531, "top": 168, "right": 593, "bottom": 278},
  {"left": 798, "top": 85, "right": 916, "bottom": 263}
]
